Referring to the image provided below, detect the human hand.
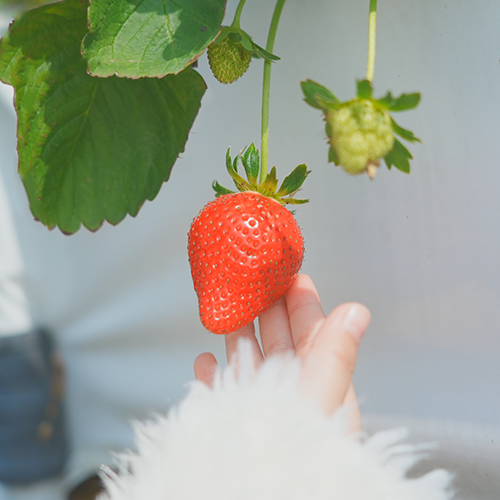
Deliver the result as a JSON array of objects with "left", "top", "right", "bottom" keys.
[{"left": 194, "top": 274, "right": 371, "bottom": 429}]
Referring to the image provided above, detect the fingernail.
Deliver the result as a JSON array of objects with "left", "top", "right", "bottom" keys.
[{"left": 343, "top": 304, "right": 371, "bottom": 341}]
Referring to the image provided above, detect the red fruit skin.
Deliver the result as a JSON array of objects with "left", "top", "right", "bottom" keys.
[{"left": 188, "top": 192, "right": 305, "bottom": 334}]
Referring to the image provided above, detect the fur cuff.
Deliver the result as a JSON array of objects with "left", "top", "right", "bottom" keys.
[{"left": 98, "top": 341, "right": 453, "bottom": 500}]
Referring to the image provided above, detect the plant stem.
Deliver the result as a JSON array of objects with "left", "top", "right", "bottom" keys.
[
  {"left": 231, "top": 0, "right": 247, "bottom": 29},
  {"left": 260, "top": 0, "right": 286, "bottom": 182},
  {"left": 366, "top": 0, "right": 377, "bottom": 82}
]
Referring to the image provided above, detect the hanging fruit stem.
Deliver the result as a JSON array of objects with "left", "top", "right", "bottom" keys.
[
  {"left": 261, "top": 0, "right": 287, "bottom": 183},
  {"left": 231, "top": 0, "right": 248, "bottom": 29},
  {"left": 366, "top": 0, "right": 378, "bottom": 82}
]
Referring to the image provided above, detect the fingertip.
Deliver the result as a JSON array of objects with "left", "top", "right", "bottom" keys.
[
  {"left": 293, "top": 273, "right": 314, "bottom": 290},
  {"left": 339, "top": 302, "right": 371, "bottom": 342},
  {"left": 194, "top": 352, "right": 219, "bottom": 386}
]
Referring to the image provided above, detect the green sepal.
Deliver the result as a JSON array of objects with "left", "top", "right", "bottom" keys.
[
  {"left": 213, "top": 180, "right": 234, "bottom": 197},
  {"left": 282, "top": 197, "right": 309, "bottom": 205},
  {"left": 384, "top": 138, "right": 412, "bottom": 173},
  {"left": 225, "top": 148, "right": 251, "bottom": 190},
  {"left": 238, "top": 31, "right": 253, "bottom": 51},
  {"left": 226, "top": 147, "right": 235, "bottom": 171},
  {"left": 391, "top": 118, "right": 421, "bottom": 143},
  {"left": 252, "top": 43, "right": 280, "bottom": 62},
  {"left": 356, "top": 79, "right": 373, "bottom": 99},
  {"left": 328, "top": 145, "right": 340, "bottom": 165},
  {"left": 260, "top": 167, "right": 278, "bottom": 195},
  {"left": 276, "top": 164, "right": 308, "bottom": 197},
  {"left": 211, "top": 26, "right": 279, "bottom": 62},
  {"left": 324, "top": 117, "right": 340, "bottom": 165},
  {"left": 241, "top": 144, "right": 260, "bottom": 185},
  {"left": 212, "top": 26, "right": 232, "bottom": 45},
  {"left": 301, "top": 80, "right": 340, "bottom": 110},
  {"left": 228, "top": 31, "right": 243, "bottom": 43},
  {"left": 376, "top": 91, "right": 420, "bottom": 112},
  {"left": 215, "top": 145, "right": 309, "bottom": 207}
]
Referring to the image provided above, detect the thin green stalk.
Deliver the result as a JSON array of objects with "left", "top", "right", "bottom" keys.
[
  {"left": 231, "top": 0, "right": 248, "bottom": 29},
  {"left": 366, "top": 0, "right": 377, "bottom": 82},
  {"left": 261, "top": 0, "right": 287, "bottom": 182}
]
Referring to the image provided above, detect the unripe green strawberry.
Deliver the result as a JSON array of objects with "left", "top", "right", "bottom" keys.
[
  {"left": 188, "top": 192, "right": 304, "bottom": 334},
  {"left": 327, "top": 99, "right": 394, "bottom": 175},
  {"left": 207, "top": 37, "right": 252, "bottom": 84}
]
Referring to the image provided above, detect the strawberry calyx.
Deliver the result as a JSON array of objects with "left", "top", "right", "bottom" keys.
[
  {"left": 301, "top": 78, "right": 421, "bottom": 178},
  {"left": 211, "top": 25, "right": 281, "bottom": 64},
  {"left": 213, "top": 144, "right": 309, "bottom": 206}
]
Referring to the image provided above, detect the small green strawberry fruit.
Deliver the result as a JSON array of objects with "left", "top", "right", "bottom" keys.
[
  {"left": 207, "top": 26, "right": 279, "bottom": 85},
  {"left": 301, "top": 79, "right": 421, "bottom": 177},
  {"left": 327, "top": 99, "right": 394, "bottom": 177},
  {"left": 188, "top": 144, "right": 309, "bottom": 334},
  {"left": 208, "top": 37, "right": 252, "bottom": 84}
]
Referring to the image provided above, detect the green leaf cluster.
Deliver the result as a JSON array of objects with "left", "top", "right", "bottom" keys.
[
  {"left": 0, "top": 0, "right": 51, "bottom": 11},
  {"left": 301, "top": 78, "right": 421, "bottom": 176},
  {"left": 83, "top": 0, "right": 226, "bottom": 78},
  {"left": 213, "top": 144, "right": 309, "bottom": 206},
  {"left": 0, "top": 0, "right": 227, "bottom": 233}
]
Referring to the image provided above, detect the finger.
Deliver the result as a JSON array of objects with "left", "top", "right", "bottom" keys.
[
  {"left": 259, "top": 296, "right": 294, "bottom": 357},
  {"left": 285, "top": 274, "right": 326, "bottom": 357},
  {"left": 194, "top": 352, "right": 219, "bottom": 386},
  {"left": 343, "top": 382, "right": 362, "bottom": 433},
  {"left": 225, "top": 321, "right": 264, "bottom": 368},
  {"left": 301, "top": 302, "right": 370, "bottom": 415}
]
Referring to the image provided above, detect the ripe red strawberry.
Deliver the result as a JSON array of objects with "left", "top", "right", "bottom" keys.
[
  {"left": 188, "top": 145, "right": 309, "bottom": 334},
  {"left": 188, "top": 192, "right": 304, "bottom": 334}
]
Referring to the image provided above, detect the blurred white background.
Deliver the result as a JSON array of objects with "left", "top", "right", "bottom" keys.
[{"left": 1, "top": 0, "right": 499, "bottom": 498}]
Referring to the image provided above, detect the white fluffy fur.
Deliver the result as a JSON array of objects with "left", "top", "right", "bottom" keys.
[{"left": 97, "top": 341, "right": 453, "bottom": 500}]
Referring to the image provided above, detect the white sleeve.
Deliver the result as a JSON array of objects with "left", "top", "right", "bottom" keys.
[
  {"left": 0, "top": 81, "right": 33, "bottom": 336},
  {"left": 96, "top": 341, "right": 453, "bottom": 500}
]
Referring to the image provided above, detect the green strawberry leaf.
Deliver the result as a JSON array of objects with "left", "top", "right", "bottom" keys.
[
  {"left": 301, "top": 80, "right": 340, "bottom": 110},
  {"left": 0, "top": 0, "right": 206, "bottom": 233},
  {"left": 276, "top": 164, "right": 308, "bottom": 197},
  {"left": 391, "top": 118, "right": 421, "bottom": 143},
  {"left": 82, "top": 0, "right": 227, "bottom": 78},
  {"left": 241, "top": 144, "right": 260, "bottom": 185},
  {"left": 377, "top": 91, "right": 420, "bottom": 112},
  {"left": 384, "top": 138, "right": 413, "bottom": 173},
  {"left": 356, "top": 79, "right": 373, "bottom": 99}
]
